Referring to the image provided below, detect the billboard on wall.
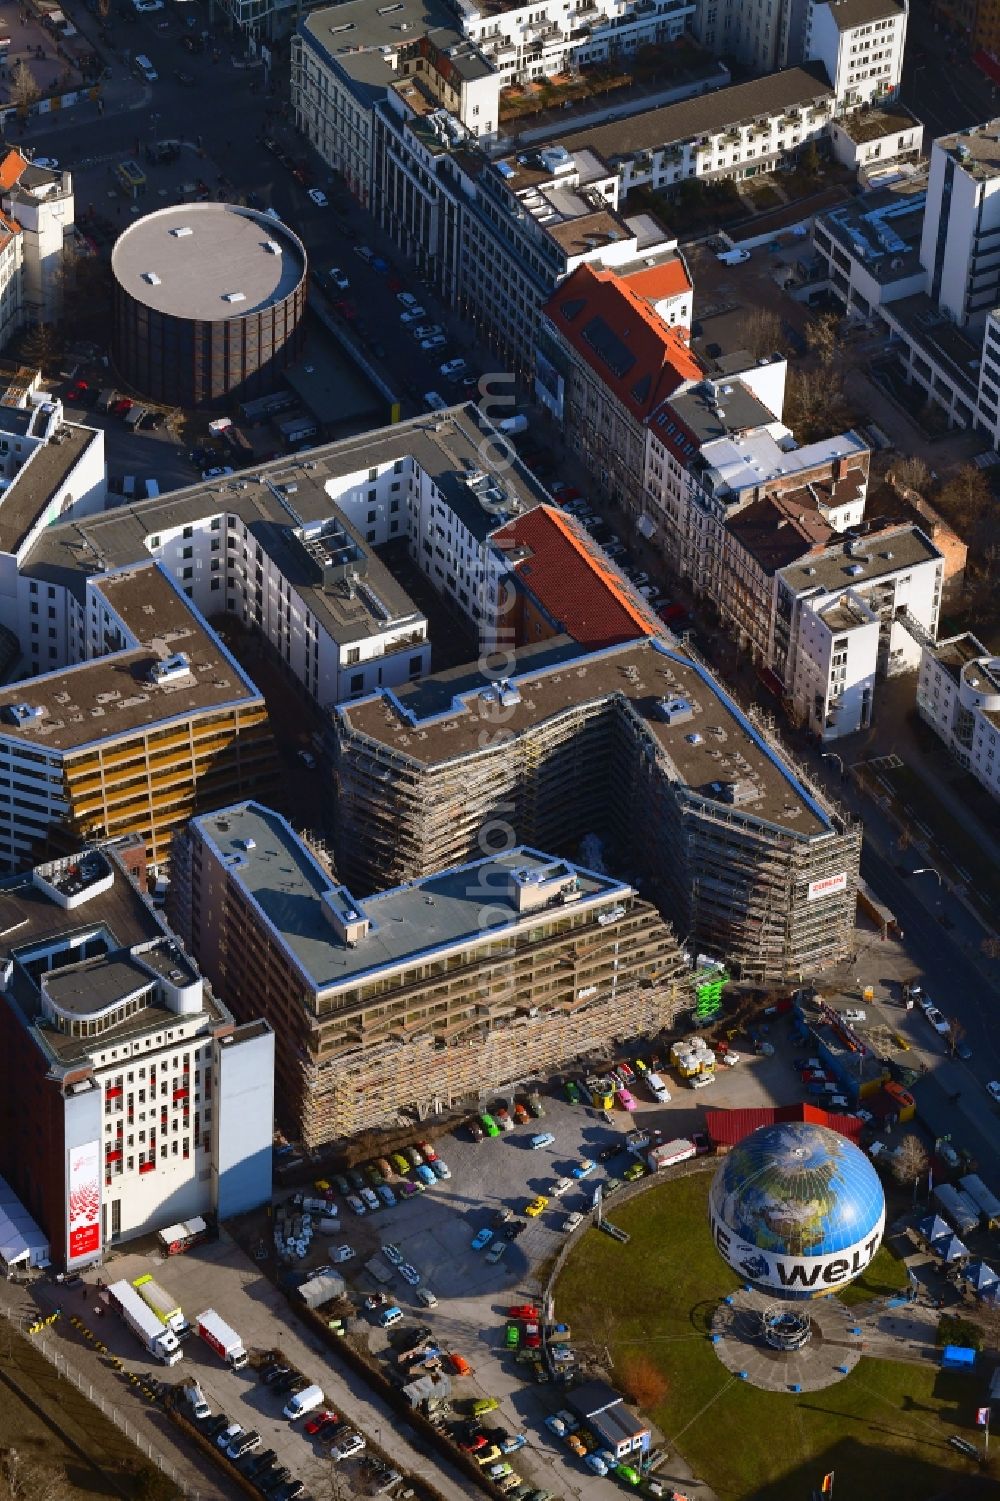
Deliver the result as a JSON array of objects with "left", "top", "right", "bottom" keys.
[
  {"left": 807, "top": 871, "right": 847, "bottom": 902},
  {"left": 67, "top": 1140, "right": 101, "bottom": 1261}
]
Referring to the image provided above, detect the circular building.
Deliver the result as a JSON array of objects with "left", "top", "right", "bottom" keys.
[
  {"left": 708, "top": 1121, "right": 885, "bottom": 1300},
  {"left": 111, "top": 202, "right": 307, "bottom": 410}
]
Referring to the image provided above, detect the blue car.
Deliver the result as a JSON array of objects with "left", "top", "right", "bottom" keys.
[
  {"left": 431, "top": 1159, "right": 451, "bottom": 1180},
  {"left": 500, "top": 1434, "right": 527, "bottom": 1453},
  {"left": 805, "top": 1081, "right": 827, "bottom": 1096},
  {"left": 472, "top": 1227, "right": 494, "bottom": 1251},
  {"left": 416, "top": 1163, "right": 436, "bottom": 1187},
  {"left": 585, "top": 1453, "right": 609, "bottom": 1476}
]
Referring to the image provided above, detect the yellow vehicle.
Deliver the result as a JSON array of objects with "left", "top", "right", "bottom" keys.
[
  {"left": 114, "top": 159, "right": 146, "bottom": 198},
  {"left": 586, "top": 1076, "right": 614, "bottom": 1110},
  {"left": 525, "top": 1195, "right": 549, "bottom": 1218}
]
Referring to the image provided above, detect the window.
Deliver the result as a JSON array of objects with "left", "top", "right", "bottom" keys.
[{"left": 350, "top": 672, "right": 364, "bottom": 693}]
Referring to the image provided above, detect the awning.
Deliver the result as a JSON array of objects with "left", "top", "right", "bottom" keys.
[{"left": 0, "top": 1176, "right": 50, "bottom": 1270}]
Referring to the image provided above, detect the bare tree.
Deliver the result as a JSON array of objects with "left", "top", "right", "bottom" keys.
[
  {"left": 0, "top": 1448, "right": 67, "bottom": 1501},
  {"left": 18, "top": 321, "right": 61, "bottom": 376},
  {"left": 806, "top": 311, "right": 840, "bottom": 368},
  {"left": 891, "top": 1133, "right": 929, "bottom": 1201},
  {"left": 737, "top": 306, "right": 781, "bottom": 359},
  {"left": 784, "top": 366, "right": 855, "bottom": 445},
  {"left": 936, "top": 463, "right": 991, "bottom": 536},
  {"left": 8, "top": 61, "right": 40, "bottom": 114},
  {"left": 891, "top": 455, "right": 930, "bottom": 496},
  {"left": 162, "top": 407, "right": 186, "bottom": 443},
  {"left": 302, "top": 1457, "right": 357, "bottom": 1500},
  {"left": 946, "top": 1016, "right": 967, "bottom": 1058}
]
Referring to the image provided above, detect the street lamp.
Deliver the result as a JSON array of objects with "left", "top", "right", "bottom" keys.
[
  {"left": 821, "top": 751, "right": 845, "bottom": 778},
  {"left": 912, "top": 866, "right": 942, "bottom": 887}
]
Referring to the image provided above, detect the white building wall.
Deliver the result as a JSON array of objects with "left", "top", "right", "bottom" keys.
[{"left": 804, "top": 1, "right": 906, "bottom": 111}]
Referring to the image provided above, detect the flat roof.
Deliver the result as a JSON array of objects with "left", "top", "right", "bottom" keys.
[
  {"left": 821, "top": 0, "right": 905, "bottom": 30},
  {"left": 882, "top": 293, "right": 981, "bottom": 398},
  {"left": 0, "top": 563, "right": 262, "bottom": 753},
  {"left": 838, "top": 105, "right": 919, "bottom": 144},
  {"left": 665, "top": 379, "right": 779, "bottom": 446},
  {"left": 819, "top": 180, "right": 926, "bottom": 286},
  {"left": 45, "top": 954, "right": 155, "bottom": 1015},
  {"left": 194, "top": 803, "right": 630, "bottom": 995},
  {"left": 340, "top": 638, "right": 836, "bottom": 840},
  {"left": 780, "top": 524, "right": 941, "bottom": 596},
  {"left": 696, "top": 428, "right": 868, "bottom": 500},
  {"left": 0, "top": 419, "right": 95, "bottom": 553},
  {"left": 936, "top": 118, "right": 1000, "bottom": 180},
  {"left": 550, "top": 66, "right": 833, "bottom": 162},
  {"left": 931, "top": 632, "right": 989, "bottom": 684},
  {"left": 22, "top": 406, "right": 549, "bottom": 641},
  {"left": 111, "top": 203, "right": 306, "bottom": 322},
  {"left": 300, "top": 0, "right": 472, "bottom": 88}
]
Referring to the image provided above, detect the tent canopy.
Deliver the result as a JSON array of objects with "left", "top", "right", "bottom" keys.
[
  {"left": 917, "top": 1213, "right": 950, "bottom": 1243},
  {"left": 961, "top": 1260, "right": 999, "bottom": 1292},
  {"left": 935, "top": 1234, "right": 969, "bottom": 1263},
  {"left": 0, "top": 1177, "right": 49, "bottom": 1270}
]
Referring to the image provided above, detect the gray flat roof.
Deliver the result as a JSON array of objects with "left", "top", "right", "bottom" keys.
[
  {"left": 341, "top": 638, "right": 836, "bottom": 840},
  {"left": 883, "top": 294, "right": 981, "bottom": 399},
  {"left": 551, "top": 66, "right": 833, "bottom": 162},
  {"left": 23, "top": 405, "right": 550, "bottom": 638},
  {"left": 111, "top": 204, "right": 306, "bottom": 322},
  {"left": 300, "top": 0, "right": 480, "bottom": 90},
  {"left": 666, "top": 379, "right": 778, "bottom": 444},
  {"left": 0, "top": 420, "right": 95, "bottom": 553},
  {"left": 194, "top": 802, "right": 630, "bottom": 996},
  {"left": 45, "top": 954, "right": 155, "bottom": 1015},
  {"left": 780, "top": 524, "right": 940, "bottom": 595},
  {"left": 822, "top": 0, "right": 905, "bottom": 30}
]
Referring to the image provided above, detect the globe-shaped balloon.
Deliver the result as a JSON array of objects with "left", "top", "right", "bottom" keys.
[{"left": 708, "top": 1121, "right": 885, "bottom": 1300}]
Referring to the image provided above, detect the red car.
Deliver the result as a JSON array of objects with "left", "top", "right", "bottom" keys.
[
  {"left": 417, "top": 1139, "right": 437, "bottom": 1162},
  {"left": 68, "top": 378, "right": 89, "bottom": 401},
  {"left": 111, "top": 397, "right": 133, "bottom": 416},
  {"left": 524, "top": 1323, "right": 541, "bottom": 1349},
  {"left": 508, "top": 1304, "right": 539, "bottom": 1321},
  {"left": 334, "top": 298, "right": 357, "bottom": 321},
  {"left": 461, "top": 1434, "right": 488, "bottom": 1453},
  {"left": 304, "top": 1409, "right": 338, "bottom": 1435}
]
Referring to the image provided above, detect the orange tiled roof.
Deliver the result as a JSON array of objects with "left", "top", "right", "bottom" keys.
[
  {"left": 0, "top": 210, "right": 21, "bottom": 239},
  {"left": 492, "top": 504, "right": 662, "bottom": 651},
  {"left": 619, "top": 258, "right": 692, "bottom": 305},
  {"left": 0, "top": 151, "right": 28, "bottom": 191},
  {"left": 543, "top": 262, "right": 702, "bottom": 422}
]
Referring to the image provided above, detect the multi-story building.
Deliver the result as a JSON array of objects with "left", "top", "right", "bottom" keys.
[
  {"left": 333, "top": 636, "right": 862, "bottom": 982},
  {"left": 916, "top": 633, "right": 1000, "bottom": 800},
  {"left": 452, "top": 0, "right": 695, "bottom": 83},
  {"left": 536, "top": 262, "right": 701, "bottom": 515},
  {"left": 802, "top": 0, "right": 908, "bottom": 111},
  {"left": 169, "top": 802, "right": 690, "bottom": 1143},
  {"left": 0, "top": 562, "right": 277, "bottom": 872},
  {"left": 292, "top": 0, "right": 500, "bottom": 207},
  {"left": 778, "top": 526, "right": 943, "bottom": 737},
  {"left": 813, "top": 121, "right": 1000, "bottom": 448},
  {"left": 0, "top": 149, "right": 74, "bottom": 328},
  {"left": 0, "top": 839, "right": 273, "bottom": 1269}
]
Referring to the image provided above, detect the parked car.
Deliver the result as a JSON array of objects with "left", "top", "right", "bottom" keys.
[
  {"left": 530, "top": 1132, "right": 555, "bottom": 1149},
  {"left": 525, "top": 1195, "right": 548, "bottom": 1218},
  {"left": 327, "top": 267, "right": 350, "bottom": 290},
  {"left": 471, "top": 1227, "right": 494, "bottom": 1251},
  {"left": 360, "top": 1187, "right": 380, "bottom": 1211},
  {"left": 421, "top": 335, "right": 448, "bottom": 351}
]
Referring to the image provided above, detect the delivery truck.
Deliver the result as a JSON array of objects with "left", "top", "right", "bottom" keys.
[
  {"left": 196, "top": 1308, "right": 248, "bottom": 1370},
  {"left": 106, "top": 1279, "right": 182, "bottom": 1365},
  {"left": 133, "top": 1273, "right": 191, "bottom": 1338},
  {"left": 157, "top": 1215, "right": 208, "bottom": 1255}
]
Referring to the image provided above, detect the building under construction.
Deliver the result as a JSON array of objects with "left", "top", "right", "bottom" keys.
[
  {"left": 168, "top": 800, "right": 689, "bottom": 1145},
  {"left": 333, "top": 637, "right": 862, "bottom": 983}
]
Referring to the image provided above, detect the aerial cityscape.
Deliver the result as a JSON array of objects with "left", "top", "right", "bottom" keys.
[{"left": 0, "top": 0, "right": 998, "bottom": 1498}]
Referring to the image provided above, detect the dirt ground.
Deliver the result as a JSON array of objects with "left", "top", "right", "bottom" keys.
[{"left": 0, "top": 1321, "right": 177, "bottom": 1499}]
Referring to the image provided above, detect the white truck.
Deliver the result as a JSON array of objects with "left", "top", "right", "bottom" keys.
[
  {"left": 133, "top": 1274, "right": 190, "bottom": 1338},
  {"left": 106, "top": 1279, "right": 182, "bottom": 1365},
  {"left": 196, "top": 1308, "right": 248, "bottom": 1370},
  {"left": 645, "top": 1072, "right": 672, "bottom": 1103}
]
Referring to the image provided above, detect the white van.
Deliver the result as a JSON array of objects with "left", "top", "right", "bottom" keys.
[
  {"left": 134, "top": 54, "right": 158, "bottom": 82},
  {"left": 378, "top": 1305, "right": 403, "bottom": 1328},
  {"left": 183, "top": 1380, "right": 210, "bottom": 1420},
  {"left": 283, "top": 1383, "right": 325, "bottom": 1421}
]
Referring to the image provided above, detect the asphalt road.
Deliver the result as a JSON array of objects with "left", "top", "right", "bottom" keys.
[{"left": 901, "top": 3, "right": 1000, "bottom": 136}]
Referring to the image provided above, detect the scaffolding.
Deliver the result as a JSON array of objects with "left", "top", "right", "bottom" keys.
[{"left": 333, "top": 648, "right": 862, "bottom": 987}]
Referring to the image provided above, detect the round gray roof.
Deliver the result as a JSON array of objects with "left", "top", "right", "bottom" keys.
[{"left": 111, "top": 202, "right": 306, "bottom": 322}]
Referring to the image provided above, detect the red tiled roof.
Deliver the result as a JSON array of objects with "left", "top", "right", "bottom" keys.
[
  {"left": 543, "top": 263, "right": 702, "bottom": 422},
  {"left": 0, "top": 151, "right": 28, "bottom": 191},
  {"left": 491, "top": 504, "right": 662, "bottom": 651},
  {"left": 619, "top": 258, "right": 692, "bottom": 306},
  {"left": 703, "top": 1103, "right": 863, "bottom": 1147}
]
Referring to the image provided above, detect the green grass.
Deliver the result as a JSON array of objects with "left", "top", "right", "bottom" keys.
[
  {"left": 837, "top": 1242, "right": 909, "bottom": 1306},
  {"left": 555, "top": 1172, "right": 990, "bottom": 1501}
]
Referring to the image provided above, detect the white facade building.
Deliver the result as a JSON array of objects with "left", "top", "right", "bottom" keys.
[
  {"left": 803, "top": 0, "right": 907, "bottom": 112},
  {"left": 0, "top": 843, "right": 274, "bottom": 1269},
  {"left": 453, "top": 0, "right": 695, "bottom": 83},
  {"left": 916, "top": 634, "right": 1000, "bottom": 801}
]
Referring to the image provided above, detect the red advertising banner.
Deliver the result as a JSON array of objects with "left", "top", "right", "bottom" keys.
[{"left": 68, "top": 1140, "right": 100, "bottom": 1259}]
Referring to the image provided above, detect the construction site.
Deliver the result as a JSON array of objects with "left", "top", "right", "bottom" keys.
[
  {"left": 333, "top": 638, "right": 863, "bottom": 985},
  {"left": 169, "top": 802, "right": 691, "bottom": 1145}
]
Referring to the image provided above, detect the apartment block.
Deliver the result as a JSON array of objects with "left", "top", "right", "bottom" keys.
[
  {"left": 0, "top": 149, "right": 75, "bottom": 329},
  {"left": 803, "top": 0, "right": 907, "bottom": 111},
  {"left": 0, "top": 562, "right": 277, "bottom": 872},
  {"left": 813, "top": 122, "right": 1000, "bottom": 448},
  {"left": 333, "top": 637, "right": 862, "bottom": 983},
  {"left": 452, "top": 0, "right": 695, "bottom": 83},
  {"left": 916, "top": 633, "right": 1000, "bottom": 800},
  {"left": 0, "top": 841, "right": 273, "bottom": 1269},
  {"left": 169, "top": 802, "right": 690, "bottom": 1144},
  {"left": 536, "top": 263, "right": 700, "bottom": 518}
]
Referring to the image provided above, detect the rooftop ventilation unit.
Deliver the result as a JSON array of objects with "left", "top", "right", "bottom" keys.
[
  {"left": 847, "top": 562, "right": 865, "bottom": 576},
  {"left": 143, "top": 271, "right": 161, "bottom": 285},
  {"left": 4, "top": 702, "right": 46, "bottom": 726},
  {"left": 263, "top": 239, "right": 281, "bottom": 255},
  {"left": 238, "top": 837, "right": 256, "bottom": 851},
  {"left": 148, "top": 652, "right": 192, "bottom": 687},
  {"left": 223, "top": 291, "right": 246, "bottom": 303},
  {"left": 170, "top": 226, "right": 193, "bottom": 238},
  {"left": 656, "top": 696, "right": 694, "bottom": 726}
]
